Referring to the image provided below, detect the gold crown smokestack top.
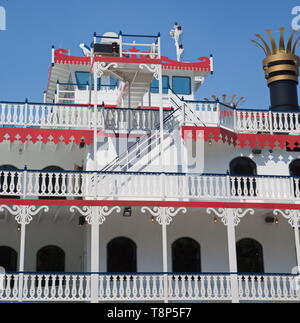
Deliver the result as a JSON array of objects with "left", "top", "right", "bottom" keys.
[{"left": 252, "top": 28, "right": 300, "bottom": 111}]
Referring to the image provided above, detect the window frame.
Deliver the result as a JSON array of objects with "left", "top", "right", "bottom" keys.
[
  {"left": 150, "top": 76, "right": 170, "bottom": 94},
  {"left": 172, "top": 76, "right": 192, "bottom": 95}
]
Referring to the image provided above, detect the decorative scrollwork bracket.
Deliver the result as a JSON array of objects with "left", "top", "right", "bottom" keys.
[
  {"left": 93, "top": 62, "right": 119, "bottom": 78},
  {"left": 274, "top": 209, "right": 300, "bottom": 229},
  {"left": 207, "top": 208, "right": 254, "bottom": 227},
  {"left": 139, "top": 64, "right": 160, "bottom": 80},
  {"left": 70, "top": 206, "right": 121, "bottom": 225},
  {"left": 141, "top": 207, "right": 187, "bottom": 226},
  {"left": 0, "top": 205, "right": 49, "bottom": 225}
]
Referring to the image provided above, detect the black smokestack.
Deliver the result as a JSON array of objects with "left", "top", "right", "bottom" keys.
[{"left": 252, "top": 28, "right": 300, "bottom": 111}]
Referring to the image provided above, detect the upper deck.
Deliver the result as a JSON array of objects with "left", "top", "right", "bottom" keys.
[{"left": 45, "top": 31, "right": 212, "bottom": 108}]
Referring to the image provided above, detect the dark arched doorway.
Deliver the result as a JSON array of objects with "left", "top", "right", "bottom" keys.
[
  {"left": 0, "top": 165, "right": 20, "bottom": 199},
  {"left": 39, "top": 166, "right": 66, "bottom": 200},
  {"left": 107, "top": 238, "right": 137, "bottom": 273},
  {"left": 290, "top": 159, "right": 300, "bottom": 176},
  {"left": 237, "top": 239, "right": 264, "bottom": 273},
  {"left": 0, "top": 246, "right": 17, "bottom": 272},
  {"left": 172, "top": 238, "right": 201, "bottom": 273},
  {"left": 290, "top": 160, "right": 300, "bottom": 197},
  {"left": 36, "top": 246, "right": 65, "bottom": 273},
  {"left": 230, "top": 157, "right": 257, "bottom": 197}
]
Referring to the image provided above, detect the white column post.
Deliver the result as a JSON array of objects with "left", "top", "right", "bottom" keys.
[
  {"left": 0, "top": 205, "right": 49, "bottom": 302},
  {"left": 93, "top": 69, "right": 98, "bottom": 171},
  {"left": 161, "top": 219, "right": 168, "bottom": 303},
  {"left": 158, "top": 64, "right": 164, "bottom": 169},
  {"left": 274, "top": 209, "right": 300, "bottom": 271},
  {"left": 71, "top": 206, "right": 121, "bottom": 303},
  {"left": 226, "top": 212, "right": 239, "bottom": 303},
  {"left": 207, "top": 208, "right": 254, "bottom": 303},
  {"left": 142, "top": 207, "right": 186, "bottom": 303}
]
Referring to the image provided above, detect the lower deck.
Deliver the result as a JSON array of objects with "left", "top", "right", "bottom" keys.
[{"left": 0, "top": 205, "right": 299, "bottom": 303}]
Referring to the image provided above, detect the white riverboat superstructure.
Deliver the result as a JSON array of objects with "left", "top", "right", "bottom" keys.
[{"left": 1, "top": 26, "right": 300, "bottom": 303}]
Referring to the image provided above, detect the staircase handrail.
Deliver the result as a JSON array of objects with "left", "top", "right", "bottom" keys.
[{"left": 100, "top": 105, "right": 181, "bottom": 172}]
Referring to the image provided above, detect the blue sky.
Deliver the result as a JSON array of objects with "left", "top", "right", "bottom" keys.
[{"left": 0, "top": 0, "right": 299, "bottom": 109}]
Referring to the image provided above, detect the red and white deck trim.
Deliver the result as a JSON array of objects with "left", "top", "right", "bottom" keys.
[{"left": 54, "top": 49, "right": 212, "bottom": 72}]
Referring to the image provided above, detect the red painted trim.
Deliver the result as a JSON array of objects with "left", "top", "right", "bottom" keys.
[
  {"left": 0, "top": 127, "right": 159, "bottom": 144},
  {"left": 161, "top": 56, "right": 211, "bottom": 71},
  {"left": 0, "top": 128, "right": 94, "bottom": 145},
  {"left": 182, "top": 126, "right": 300, "bottom": 150},
  {"left": 0, "top": 198, "right": 299, "bottom": 210},
  {"left": 54, "top": 49, "right": 212, "bottom": 72}
]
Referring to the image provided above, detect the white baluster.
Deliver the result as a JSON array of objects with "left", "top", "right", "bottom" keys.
[
  {"left": 270, "top": 276, "right": 276, "bottom": 299},
  {"left": 119, "top": 276, "right": 125, "bottom": 299},
  {"left": 36, "top": 275, "right": 43, "bottom": 299},
  {"left": 78, "top": 276, "right": 84, "bottom": 299},
  {"left": 207, "top": 276, "right": 212, "bottom": 299},
  {"left": 200, "top": 275, "right": 206, "bottom": 298},
  {"left": 112, "top": 276, "right": 118, "bottom": 299},
  {"left": 99, "top": 276, "right": 104, "bottom": 300},
  {"left": 105, "top": 276, "right": 111, "bottom": 299},
  {"left": 44, "top": 275, "right": 50, "bottom": 300},
  {"left": 71, "top": 275, "right": 78, "bottom": 300},
  {"left": 12, "top": 275, "right": 19, "bottom": 299},
  {"left": 132, "top": 276, "right": 138, "bottom": 299},
  {"left": 65, "top": 276, "right": 71, "bottom": 300},
  {"left": 22, "top": 274, "right": 29, "bottom": 300},
  {"left": 219, "top": 275, "right": 225, "bottom": 299},
  {"left": 145, "top": 276, "right": 151, "bottom": 300},
  {"left": 50, "top": 275, "right": 57, "bottom": 300},
  {"left": 58, "top": 275, "right": 64, "bottom": 299},
  {"left": 85, "top": 275, "right": 91, "bottom": 301},
  {"left": 213, "top": 275, "right": 219, "bottom": 299},
  {"left": 126, "top": 275, "right": 132, "bottom": 299},
  {"left": 29, "top": 275, "right": 36, "bottom": 300}
]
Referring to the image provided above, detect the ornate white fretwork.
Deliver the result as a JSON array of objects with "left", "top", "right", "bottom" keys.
[
  {"left": 274, "top": 209, "right": 300, "bottom": 228},
  {"left": 141, "top": 207, "right": 187, "bottom": 226},
  {"left": 93, "top": 62, "right": 119, "bottom": 78},
  {"left": 139, "top": 64, "right": 160, "bottom": 80},
  {"left": 0, "top": 205, "right": 49, "bottom": 225},
  {"left": 70, "top": 206, "right": 121, "bottom": 225},
  {"left": 207, "top": 208, "right": 255, "bottom": 227}
]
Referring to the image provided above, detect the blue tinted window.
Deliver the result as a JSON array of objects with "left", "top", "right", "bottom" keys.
[
  {"left": 172, "top": 76, "right": 191, "bottom": 95},
  {"left": 151, "top": 76, "right": 169, "bottom": 94},
  {"left": 75, "top": 72, "right": 91, "bottom": 90},
  {"left": 75, "top": 72, "right": 119, "bottom": 90}
]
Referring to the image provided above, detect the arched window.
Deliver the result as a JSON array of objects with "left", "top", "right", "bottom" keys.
[
  {"left": 290, "top": 159, "right": 300, "bottom": 197},
  {"left": 237, "top": 239, "right": 264, "bottom": 273},
  {"left": 230, "top": 158, "right": 257, "bottom": 197},
  {"left": 37, "top": 246, "right": 65, "bottom": 273},
  {"left": 172, "top": 238, "right": 201, "bottom": 273},
  {"left": 0, "top": 165, "right": 20, "bottom": 199},
  {"left": 0, "top": 246, "right": 17, "bottom": 272},
  {"left": 290, "top": 159, "right": 300, "bottom": 176},
  {"left": 107, "top": 238, "right": 137, "bottom": 273},
  {"left": 230, "top": 157, "right": 257, "bottom": 176},
  {"left": 39, "top": 166, "right": 66, "bottom": 200}
]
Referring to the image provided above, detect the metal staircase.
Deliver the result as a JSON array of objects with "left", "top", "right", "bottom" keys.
[
  {"left": 100, "top": 105, "right": 181, "bottom": 173},
  {"left": 100, "top": 90, "right": 204, "bottom": 173}
]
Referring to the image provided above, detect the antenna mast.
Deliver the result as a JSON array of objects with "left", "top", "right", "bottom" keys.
[{"left": 170, "top": 22, "right": 184, "bottom": 62}]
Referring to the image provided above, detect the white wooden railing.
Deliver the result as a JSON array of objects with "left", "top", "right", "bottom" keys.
[
  {"left": 238, "top": 274, "right": 300, "bottom": 302},
  {"left": 2, "top": 100, "right": 300, "bottom": 134},
  {"left": 0, "top": 102, "right": 173, "bottom": 131},
  {"left": 0, "top": 273, "right": 91, "bottom": 302},
  {"left": 0, "top": 273, "right": 299, "bottom": 303},
  {"left": 1, "top": 169, "right": 300, "bottom": 202}
]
